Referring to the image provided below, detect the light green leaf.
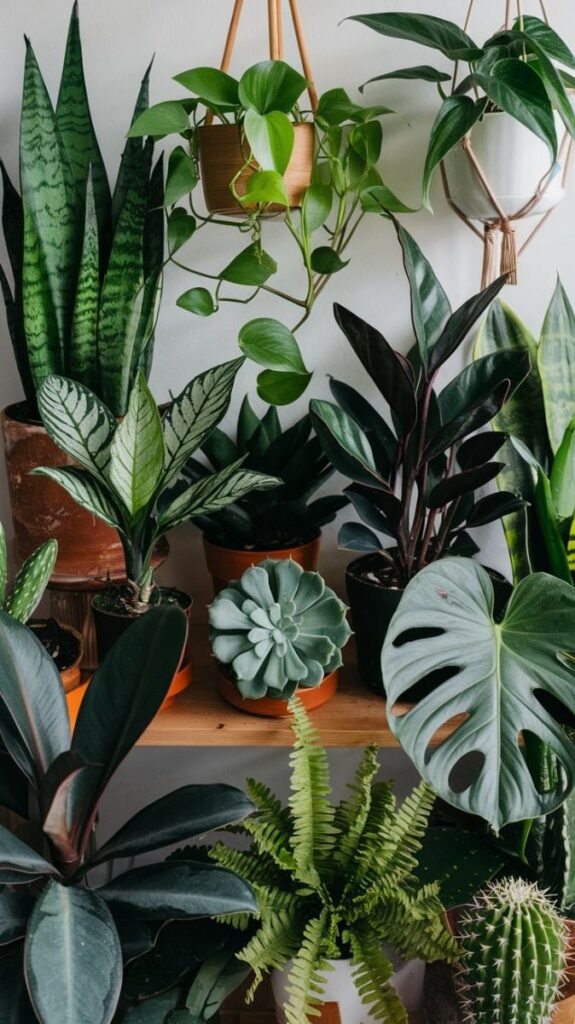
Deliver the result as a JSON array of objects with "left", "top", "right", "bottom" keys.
[
  {"left": 174, "top": 67, "right": 240, "bottom": 108},
  {"left": 219, "top": 243, "right": 277, "bottom": 287},
  {"left": 238, "top": 318, "right": 307, "bottom": 374},
  {"left": 165, "top": 146, "right": 198, "bottom": 207},
  {"left": 109, "top": 374, "right": 164, "bottom": 517},
  {"left": 240, "top": 170, "right": 289, "bottom": 208},
  {"left": 538, "top": 279, "right": 575, "bottom": 454},
  {"left": 244, "top": 109, "right": 294, "bottom": 175},
  {"left": 5, "top": 539, "right": 57, "bottom": 624},
  {"left": 176, "top": 287, "right": 216, "bottom": 317},
  {"left": 33, "top": 466, "right": 121, "bottom": 532},
  {"left": 301, "top": 184, "right": 333, "bottom": 234},
  {"left": 238, "top": 60, "right": 307, "bottom": 114},
  {"left": 551, "top": 418, "right": 575, "bottom": 521},
  {"left": 256, "top": 369, "right": 312, "bottom": 406},
  {"left": 423, "top": 95, "right": 487, "bottom": 209},
  {"left": 167, "top": 208, "right": 196, "bottom": 254},
  {"left": 37, "top": 375, "right": 115, "bottom": 482},
  {"left": 128, "top": 101, "right": 191, "bottom": 139}
]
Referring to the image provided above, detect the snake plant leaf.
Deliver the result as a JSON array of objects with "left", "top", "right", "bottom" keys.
[
  {"left": 392, "top": 221, "right": 451, "bottom": 366},
  {"left": 423, "top": 95, "right": 487, "bottom": 210},
  {"left": 569, "top": 516, "right": 575, "bottom": 573},
  {"left": 348, "top": 13, "right": 482, "bottom": 60},
  {"left": 0, "top": 612, "right": 69, "bottom": 787},
  {"left": 0, "top": 521, "right": 7, "bottom": 607},
  {"left": 112, "top": 59, "right": 151, "bottom": 228},
  {"left": 383, "top": 559, "right": 575, "bottom": 831},
  {"left": 136, "top": 153, "right": 165, "bottom": 383},
  {"left": 25, "top": 881, "right": 122, "bottom": 1024},
  {"left": 5, "top": 539, "right": 58, "bottom": 624},
  {"left": 55, "top": 2, "right": 111, "bottom": 256},
  {"left": 538, "top": 278, "right": 575, "bottom": 455},
  {"left": 159, "top": 463, "right": 278, "bottom": 534},
  {"left": 37, "top": 374, "right": 115, "bottom": 481},
  {"left": 32, "top": 466, "right": 121, "bottom": 532},
  {"left": 97, "top": 861, "right": 257, "bottom": 920},
  {"left": 161, "top": 358, "right": 244, "bottom": 490},
  {"left": 550, "top": 418, "right": 575, "bottom": 521},
  {"left": 109, "top": 373, "right": 164, "bottom": 518},
  {"left": 20, "top": 39, "right": 80, "bottom": 387},
  {"left": 69, "top": 170, "right": 100, "bottom": 390}
]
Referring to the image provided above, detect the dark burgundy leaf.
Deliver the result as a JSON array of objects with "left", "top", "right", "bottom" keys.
[
  {"left": 428, "top": 462, "right": 505, "bottom": 509},
  {"left": 457, "top": 431, "right": 508, "bottom": 470},
  {"left": 466, "top": 491, "right": 528, "bottom": 528},
  {"left": 428, "top": 275, "right": 508, "bottom": 375}
]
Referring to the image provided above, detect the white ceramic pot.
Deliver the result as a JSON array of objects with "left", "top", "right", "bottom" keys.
[
  {"left": 271, "top": 949, "right": 425, "bottom": 1023},
  {"left": 442, "top": 110, "right": 566, "bottom": 221}
]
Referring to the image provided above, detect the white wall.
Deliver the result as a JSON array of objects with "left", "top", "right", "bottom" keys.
[{"left": 1, "top": 1, "right": 573, "bottom": 813}]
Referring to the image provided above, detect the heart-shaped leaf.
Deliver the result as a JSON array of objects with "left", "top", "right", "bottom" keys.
[
  {"left": 174, "top": 68, "right": 240, "bottom": 108},
  {"left": 244, "top": 109, "right": 294, "bottom": 174},
  {"left": 238, "top": 61, "right": 307, "bottom": 114},
  {"left": 256, "top": 369, "right": 312, "bottom": 406},
  {"left": 219, "top": 244, "right": 277, "bottom": 287},
  {"left": 177, "top": 287, "right": 216, "bottom": 317},
  {"left": 127, "top": 102, "right": 191, "bottom": 139},
  {"left": 423, "top": 95, "right": 487, "bottom": 209},
  {"left": 238, "top": 318, "right": 307, "bottom": 374}
]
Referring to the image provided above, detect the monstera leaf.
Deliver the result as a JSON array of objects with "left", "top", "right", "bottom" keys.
[{"left": 382, "top": 558, "right": 575, "bottom": 831}]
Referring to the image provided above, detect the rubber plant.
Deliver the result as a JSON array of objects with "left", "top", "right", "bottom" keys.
[
  {"left": 0, "top": 3, "right": 163, "bottom": 417},
  {"left": 0, "top": 607, "right": 257, "bottom": 1024},
  {"left": 309, "top": 220, "right": 530, "bottom": 588},
  {"left": 128, "top": 59, "right": 414, "bottom": 405},
  {"left": 183, "top": 399, "right": 347, "bottom": 551},
  {"left": 475, "top": 281, "right": 575, "bottom": 585},
  {"left": 33, "top": 360, "right": 278, "bottom": 612},
  {"left": 0, "top": 520, "right": 57, "bottom": 623},
  {"left": 211, "top": 700, "right": 459, "bottom": 1024},
  {"left": 350, "top": 10, "right": 575, "bottom": 208}
]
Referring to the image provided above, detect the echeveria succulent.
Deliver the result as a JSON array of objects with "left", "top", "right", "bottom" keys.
[{"left": 209, "top": 559, "right": 351, "bottom": 699}]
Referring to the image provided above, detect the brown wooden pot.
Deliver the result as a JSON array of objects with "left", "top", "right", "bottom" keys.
[
  {"left": 203, "top": 532, "right": 321, "bottom": 594},
  {"left": 2, "top": 404, "right": 125, "bottom": 585},
  {"left": 199, "top": 122, "right": 315, "bottom": 216}
]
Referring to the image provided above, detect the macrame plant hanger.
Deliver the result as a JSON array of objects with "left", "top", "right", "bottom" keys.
[
  {"left": 440, "top": 0, "right": 573, "bottom": 287},
  {"left": 205, "top": 0, "right": 319, "bottom": 128}
]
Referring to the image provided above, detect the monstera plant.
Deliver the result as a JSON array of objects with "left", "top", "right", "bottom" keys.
[
  {"left": 382, "top": 557, "right": 575, "bottom": 832},
  {"left": 0, "top": 607, "right": 256, "bottom": 1024}
]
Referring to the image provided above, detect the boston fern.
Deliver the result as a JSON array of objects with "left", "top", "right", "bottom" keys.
[
  {"left": 310, "top": 221, "right": 530, "bottom": 587},
  {"left": 351, "top": 11, "right": 575, "bottom": 208},
  {"left": 34, "top": 360, "right": 277, "bottom": 607},
  {"left": 211, "top": 701, "right": 458, "bottom": 1024},
  {"left": 183, "top": 399, "right": 347, "bottom": 550},
  {"left": 0, "top": 3, "right": 163, "bottom": 416}
]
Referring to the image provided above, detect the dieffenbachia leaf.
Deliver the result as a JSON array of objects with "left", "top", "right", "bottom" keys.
[
  {"left": 37, "top": 374, "right": 115, "bottom": 482},
  {"left": 108, "top": 373, "right": 164, "bottom": 517}
]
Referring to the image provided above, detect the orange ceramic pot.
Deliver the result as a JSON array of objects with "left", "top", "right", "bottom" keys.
[
  {"left": 204, "top": 533, "right": 321, "bottom": 594},
  {"left": 30, "top": 619, "right": 83, "bottom": 693},
  {"left": 218, "top": 668, "right": 338, "bottom": 718}
]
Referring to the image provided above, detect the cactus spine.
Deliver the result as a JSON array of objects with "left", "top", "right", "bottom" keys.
[{"left": 458, "top": 878, "right": 568, "bottom": 1024}]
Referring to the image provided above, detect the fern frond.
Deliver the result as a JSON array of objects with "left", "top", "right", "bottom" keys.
[
  {"left": 284, "top": 911, "right": 332, "bottom": 1024},
  {"left": 374, "top": 889, "right": 460, "bottom": 964},
  {"left": 238, "top": 901, "right": 305, "bottom": 1001},
  {"left": 243, "top": 778, "right": 297, "bottom": 872},
  {"left": 376, "top": 781, "right": 436, "bottom": 883},
  {"left": 333, "top": 745, "right": 380, "bottom": 872},
  {"left": 210, "top": 842, "right": 283, "bottom": 889},
  {"left": 288, "top": 699, "right": 338, "bottom": 889},
  {"left": 347, "top": 923, "right": 407, "bottom": 1024},
  {"left": 341, "top": 782, "right": 396, "bottom": 900}
]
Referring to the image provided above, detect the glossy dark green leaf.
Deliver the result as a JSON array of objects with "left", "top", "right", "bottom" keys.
[
  {"left": 219, "top": 244, "right": 277, "bottom": 287},
  {"left": 466, "top": 491, "right": 527, "bottom": 529},
  {"left": 238, "top": 318, "right": 307, "bottom": 373},
  {"left": 0, "top": 890, "right": 34, "bottom": 945},
  {"left": 328, "top": 378, "right": 397, "bottom": 472},
  {"left": 0, "top": 947, "right": 36, "bottom": 1022},
  {"left": 176, "top": 288, "right": 216, "bottom": 317},
  {"left": 425, "top": 381, "right": 510, "bottom": 461},
  {"left": 316, "top": 87, "right": 392, "bottom": 126},
  {"left": 338, "top": 522, "right": 383, "bottom": 553},
  {"left": 89, "top": 784, "right": 253, "bottom": 866},
  {"left": 25, "top": 881, "right": 122, "bottom": 1024},
  {"left": 428, "top": 275, "right": 507, "bottom": 375},
  {"left": 174, "top": 67, "right": 240, "bottom": 107},
  {"left": 393, "top": 222, "right": 451, "bottom": 367},
  {"left": 518, "top": 16, "right": 575, "bottom": 69},
  {"left": 349, "top": 120, "right": 383, "bottom": 166},
  {"left": 310, "top": 247, "right": 349, "bottom": 275},
  {"left": 165, "top": 147, "right": 198, "bottom": 207},
  {"left": 473, "top": 59, "right": 558, "bottom": 161},
  {"left": 359, "top": 184, "right": 417, "bottom": 215},
  {"left": 128, "top": 102, "right": 191, "bottom": 139},
  {"left": 0, "top": 749, "right": 29, "bottom": 817},
  {"left": 301, "top": 184, "right": 333, "bottom": 234},
  {"left": 238, "top": 60, "right": 307, "bottom": 114},
  {"left": 0, "top": 824, "right": 55, "bottom": 878},
  {"left": 348, "top": 13, "right": 482, "bottom": 60},
  {"left": 168, "top": 208, "right": 196, "bottom": 254},
  {"left": 428, "top": 461, "right": 504, "bottom": 510},
  {"left": 122, "top": 991, "right": 179, "bottom": 1023},
  {"left": 256, "top": 369, "right": 312, "bottom": 406},
  {"left": 438, "top": 349, "right": 531, "bottom": 422},
  {"left": 111, "top": 61, "right": 151, "bottom": 229},
  {"left": 98, "top": 861, "right": 256, "bottom": 920},
  {"left": 244, "top": 109, "right": 294, "bottom": 174},
  {"left": 423, "top": 95, "right": 487, "bottom": 209},
  {"left": 186, "top": 950, "right": 250, "bottom": 1019},
  {"left": 457, "top": 431, "right": 507, "bottom": 470},
  {"left": 345, "top": 485, "right": 399, "bottom": 540},
  {"left": 362, "top": 65, "right": 452, "bottom": 88},
  {"left": 310, "top": 399, "right": 384, "bottom": 489}
]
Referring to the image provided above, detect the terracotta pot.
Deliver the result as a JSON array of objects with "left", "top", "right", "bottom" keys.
[
  {"left": 91, "top": 586, "right": 192, "bottom": 661},
  {"left": 204, "top": 533, "right": 321, "bottom": 595},
  {"left": 218, "top": 667, "right": 338, "bottom": 717},
  {"left": 199, "top": 122, "right": 314, "bottom": 216},
  {"left": 30, "top": 618, "right": 83, "bottom": 693},
  {"left": 66, "top": 650, "right": 193, "bottom": 731},
  {"left": 2, "top": 404, "right": 125, "bottom": 584}
]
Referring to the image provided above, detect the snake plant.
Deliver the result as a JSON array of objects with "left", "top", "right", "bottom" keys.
[
  {"left": 0, "top": 521, "right": 57, "bottom": 623},
  {"left": 0, "top": 3, "right": 163, "bottom": 417},
  {"left": 458, "top": 878, "right": 568, "bottom": 1024},
  {"left": 34, "top": 362, "right": 278, "bottom": 609},
  {"left": 211, "top": 700, "right": 459, "bottom": 1024},
  {"left": 209, "top": 560, "right": 351, "bottom": 699}
]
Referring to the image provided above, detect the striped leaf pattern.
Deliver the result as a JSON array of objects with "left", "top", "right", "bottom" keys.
[
  {"left": 55, "top": 1, "right": 111, "bottom": 256},
  {"left": 20, "top": 40, "right": 80, "bottom": 388},
  {"left": 162, "top": 358, "right": 245, "bottom": 489},
  {"left": 112, "top": 62, "right": 151, "bottom": 229},
  {"left": 158, "top": 462, "right": 277, "bottom": 534},
  {"left": 568, "top": 515, "right": 575, "bottom": 573},
  {"left": 131, "top": 154, "right": 164, "bottom": 384},
  {"left": 32, "top": 466, "right": 121, "bottom": 532},
  {"left": 0, "top": 163, "right": 33, "bottom": 403},
  {"left": 69, "top": 172, "right": 100, "bottom": 390},
  {"left": 538, "top": 279, "right": 575, "bottom": 454},
  {"left": 5, "top": 540, "right": 58, "bottom": 624},
  {"left": 109, "top": 374, "right": 164, "bottom": 517},
  {"left": 37, "top": 375, "right": 115, "bottom": 481}
]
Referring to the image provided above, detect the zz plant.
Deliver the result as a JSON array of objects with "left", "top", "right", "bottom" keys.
[
  {"left": 351, "top": 10, "right": 575, "bottom": 208},
  {"left": 310, "top": 221, "right": 530, "bottom": 587},
  {"left": 34, "top": 361, "right": 277, "bottom": 610},
  {"left": 0, "top": 607, "right": 256, "bottom": 1024},
  {"left": 211, "top": 700, "right": 459, "bottom": 1024},
  {"left": 1, "top": 3, "right": 163, "bottom": 417},
  {"left": 0, "top": 521, "right": 56, "bottom": 623}
]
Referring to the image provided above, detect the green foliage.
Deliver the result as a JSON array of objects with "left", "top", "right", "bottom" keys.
[
  {"left": 382, "top": 557, "right": 575, "bottom": 832},
  {"left": 1, "top": 4, "right": 163, "bottom": 415},
  {"left": 0, "top": 608, "right": 256, "bottom": 1024},
  {"left": 458, "top": 879, "right": 568, "bottom": 1024},
  {"left": 0, "top": 520, "right": 57, "bottom": 623},
  {"left": 209, "top": 560, "right": 351, "bottom": 700},
  {"left": 352, "top": 11, "right": 575, "bottom": 209},
  {"left": 310, "top": 221, "right": 529, "bottom": 586},
  {"left": 211, "top": 701, "right": 459, "bottom": 1023},
  {"left": 183, "top": 398, "right": 347, "bottom": 550},
  {"left": 35, "top": 364, "right": 278, "bottom": 605}
]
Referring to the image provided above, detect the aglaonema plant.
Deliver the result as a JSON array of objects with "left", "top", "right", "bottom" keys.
[
  {"left": 34, "top": 360, "right": 278, "bottom": 610},
  {"left": 310, "top": 220, "right": 530, "bottom": 587},
  {"left": 0, "top": 607, "right": 257, "bottom": 1024},
  {"left": 0, "top": 520, "right": 57, "bottom": 623},
  {"left": 128, "top": 59, "right": 413, "bottom": 405},
  {"left": 0, "top": 3, "right": 163, "bottom": 417}
]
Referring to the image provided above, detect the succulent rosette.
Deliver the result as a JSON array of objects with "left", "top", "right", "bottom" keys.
[{"left": 209, "top": 559, "right": 351, "bottom": 699}]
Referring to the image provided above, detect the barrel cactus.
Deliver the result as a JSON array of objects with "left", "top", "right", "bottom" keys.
[
  {"left": 209, "top": 559, "right": 351, "bottom": 699},
  {"left": 458, "top": 878, "right": 568, "bottom": 1024}
]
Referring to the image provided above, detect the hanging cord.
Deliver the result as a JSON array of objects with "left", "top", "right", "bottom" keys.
[
  {"left": 288, "top": 0, "right": 318, "bottom": 110},
  {"left": 205, "top": 0, "right": 244, "bottom": 126},
  {"left": 539, "top": 0, "right": 550, "bottom": 24}
]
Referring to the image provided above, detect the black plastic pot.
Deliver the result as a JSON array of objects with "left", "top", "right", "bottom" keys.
[
  {"left": 92, "top": 586, "right": 192, "bottom": 662},
  {"left": 345, "top": 554, "right": 404, "bottom": 696}
]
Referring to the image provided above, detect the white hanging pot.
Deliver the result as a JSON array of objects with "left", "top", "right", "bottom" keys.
[
  {"left": 442, "top": 110, "right": 566, "bottom": 221},
  {"left": 271, "top": 949, "right": 425, "bottom": 1023}
]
